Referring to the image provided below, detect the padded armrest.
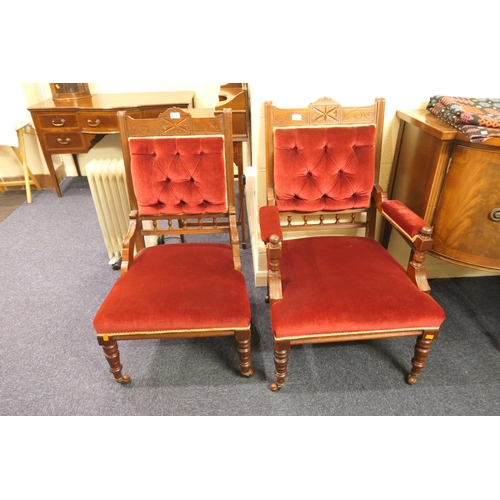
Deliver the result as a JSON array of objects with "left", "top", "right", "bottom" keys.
[
  {"left": 259, "top": 205, "right": 283, "bottom": 243},
  {"left": 380, "top": 200, "right": 432, "bottom": 241}
]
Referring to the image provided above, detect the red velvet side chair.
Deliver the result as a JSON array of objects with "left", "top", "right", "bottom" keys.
[
  {"left": 259, "top": 97, "right": 446, "bottom": 391},
  {"left": 93, "top": 108, "right": 253, "bottom": 384}
]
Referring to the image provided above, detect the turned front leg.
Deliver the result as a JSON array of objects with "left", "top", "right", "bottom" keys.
[
  {"left": 100, "top": 339, "right": 131, "bottom": 384},
  {"left": 271, "top": 339, "right": 291, "bottom": 391},
  {"left": 235, "top": 329, "right": 254, "bottom": 377},
  {"left": 407, "top": 332, "right": 437, "bottom": 385}
]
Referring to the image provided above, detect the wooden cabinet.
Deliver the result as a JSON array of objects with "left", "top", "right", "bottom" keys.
[
  {"left": 383, "top": 109, "right": 500, "bottom": 272},
  {"left": 215, "top": 83, "right": 251, "bottom": 169}
]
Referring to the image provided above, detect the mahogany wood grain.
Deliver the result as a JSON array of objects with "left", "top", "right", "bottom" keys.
[
  {"left": 431, "top": 145, "right": 500, "bottom": 270},
  {"left": 383, "top": 109, "right": 500, "bottom": 271}
]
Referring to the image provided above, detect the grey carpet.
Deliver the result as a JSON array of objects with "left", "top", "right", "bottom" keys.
[{"left": 1, "top": 177, "right": 499, "bottom": 415}]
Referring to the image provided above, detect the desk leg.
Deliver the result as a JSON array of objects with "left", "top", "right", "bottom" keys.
[
  {"left": 73, "top": 154, "right": 82, "bottom": 177},
  {"left": 40, "top": 148, "right": 62, "bottom": 197}
]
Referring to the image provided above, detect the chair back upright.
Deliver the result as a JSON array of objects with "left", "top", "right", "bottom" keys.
[
  {"left": 265, "top": 97, "right": 385, "bottom": 239},
  {"left": 118, "top": 107, "right": 241, "bottom": 267}
]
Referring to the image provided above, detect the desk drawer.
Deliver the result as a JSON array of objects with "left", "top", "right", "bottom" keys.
[
  {"left": 42, "top": 132, "right": 88, "bottom": 152},
  {"left": 36, "top": 113, "right": 79, "bottom": 130},
  {"left": 80, "top": 111, "right": 119, "bottom": 132},
  {"left": 80, "top": 110, "right": 142, "bottom": 132}
]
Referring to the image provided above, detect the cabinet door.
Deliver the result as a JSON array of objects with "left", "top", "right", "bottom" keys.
[{"left": 431, "top": 145, "right": 500, "bottom": 270}]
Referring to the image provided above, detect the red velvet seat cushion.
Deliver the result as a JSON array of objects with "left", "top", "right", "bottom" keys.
[
  {"left": 274, "top": 126, "right": 376, "bottom": 212},
  {"left": 270, "top": 236, "right": 445, "bottom": 339},
  {"left": 93, "top": 243, "right": 250, "bottom": 335},
  {"left": 129, "top": 136, "right": 227, "bottom": 216}
]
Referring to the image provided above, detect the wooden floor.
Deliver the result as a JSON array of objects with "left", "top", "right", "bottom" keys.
[{"left": 0, "top": 190, "right": 28, "bottom": 222}]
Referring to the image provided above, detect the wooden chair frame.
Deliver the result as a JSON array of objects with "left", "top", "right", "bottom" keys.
[
  {"left": 261, "top": 97, "right": 444, "bottom": 391},
  {"left": 94, "top": 108, "right": 253, "bottom": 384}
]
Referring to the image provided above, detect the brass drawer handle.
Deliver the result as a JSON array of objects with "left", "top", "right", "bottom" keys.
[
  {"left": 51, "top": 119, "right": 66, "bottom": 127},
  {"left": 489, "top": 208, "right": 500, "bottom": 221},
  {"left": 57, "top": 138, "right": 71, "bottom": 145},
  {"left": 86, "top": 119, "right": 101, "bottom": 127}
]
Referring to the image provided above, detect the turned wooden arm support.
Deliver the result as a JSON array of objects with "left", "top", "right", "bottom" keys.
[
  {"left": 259, "top": 205, "right": 283, "bottom": 303},
  {"left": 374, "top": 185, "right": 434, "bottom": 293},
  {"left": 229, "top": 207, "right": 242, "bottom": 272},
  {"left": 120, "top": 210, "right": 138, "bottom": 276}
]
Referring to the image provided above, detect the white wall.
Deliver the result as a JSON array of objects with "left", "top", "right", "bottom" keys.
[
  {"left": 3, "top": 0, "right": 499, "bottom": 283},
  {"left": 243, "top": 5, "right": 500, "bottom": 284},
  {"left": 0, "top": 82, "right": 34, "bottom": 178}
]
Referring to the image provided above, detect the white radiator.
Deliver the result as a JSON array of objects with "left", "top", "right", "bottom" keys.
[{"left": 87, "top": 158, "right": 130, "bottom": 266}]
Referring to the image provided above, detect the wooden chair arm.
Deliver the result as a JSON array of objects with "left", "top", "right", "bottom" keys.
[
  {"left": 120, "top": 211, "right": 138, "bottom": 276},
  {"left": 229, "top": 207, "right": 242, "bottom": 272},
  {"left": 375, "top": 187, "right": 434, "bottom": 293},
  {"left": 379, "top": 199, "right": 433, "bottom": 247},
  {"left": 259, "top": 205, "right": 283, "bottom": 243}
]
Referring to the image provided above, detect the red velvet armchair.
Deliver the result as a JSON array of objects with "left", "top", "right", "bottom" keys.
[
  {"left": 260, "top": 97, "right": 446, "bottom": 391},
  {"left": 93, "top": 108, "right": 253, "bottom": 384}
]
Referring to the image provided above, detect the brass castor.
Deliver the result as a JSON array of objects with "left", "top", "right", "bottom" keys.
[
  {"left": 407, "top": 372, "right": 419, "bottom": 385},
  {"left": 270, "top": 382, "right": 284, "bottom": 392},
  {"left": 242, "top": 368, "right": 255, "bottom": 377},
  {"left": 116, "top": 375, "right": 131, "bottom": 385}
]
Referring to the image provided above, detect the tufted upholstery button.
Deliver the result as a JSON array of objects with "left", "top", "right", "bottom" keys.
[
  {"left": 323, "top": 145, "right": 328, "bottom": 151},
  {"left": 190, "top": 178, "right": 194, "bottom": 182}
]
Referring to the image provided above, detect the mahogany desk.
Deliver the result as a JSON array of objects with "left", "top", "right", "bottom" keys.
[{"left": 28, "top": 91, "right": 195, "bottom": 196}]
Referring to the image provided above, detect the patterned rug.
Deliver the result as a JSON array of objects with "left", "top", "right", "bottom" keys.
[{"left": 426, "top": 95, "right": 500, "bottom": 142}]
